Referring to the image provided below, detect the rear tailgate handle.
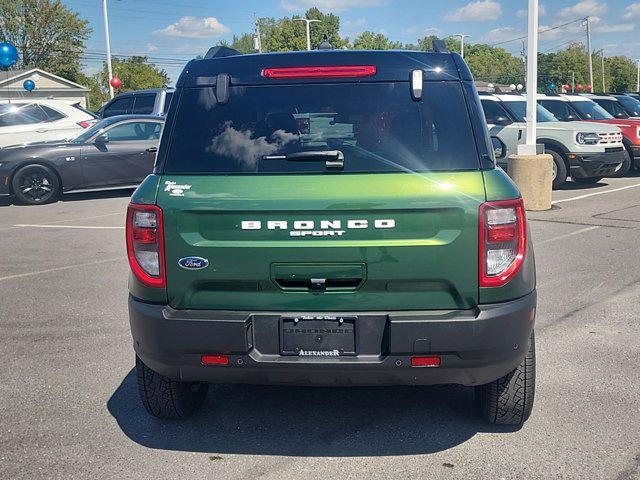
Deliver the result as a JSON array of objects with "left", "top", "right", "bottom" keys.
[{"left": 272, "top": 263, "right": 366, "bottom": 292}]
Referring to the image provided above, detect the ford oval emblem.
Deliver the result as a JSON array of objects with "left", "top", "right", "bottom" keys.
[{"left": 178, "top": 256, "right": 209, "bottom": 270}]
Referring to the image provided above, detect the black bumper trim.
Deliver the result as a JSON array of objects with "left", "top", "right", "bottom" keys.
[
  {"left": 568, "top": 150, "right": 626, "bottom": 178},
  {"left": 129, "top": 291, "right": 536, "bottom": 387}
]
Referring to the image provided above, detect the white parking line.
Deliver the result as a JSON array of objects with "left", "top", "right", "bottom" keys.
[
  {"left": 536, "top": 226, "right": 600, "bottom": 245},
  {"left": 553, "top": 183, "right": 640, "bottom": 204},
  {"left": 0, "top": 258, "right": 122, "bottom": 282},
  {"left": 14, "top": 224, "right": 124, "bottom": 230}
]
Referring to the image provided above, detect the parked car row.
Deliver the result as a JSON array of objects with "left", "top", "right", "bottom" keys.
[{"left": 481, "top": 92, "right": 640, "bottom": 188}]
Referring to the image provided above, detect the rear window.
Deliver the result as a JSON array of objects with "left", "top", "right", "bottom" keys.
[{"left": 163, "top": 82, "right": 480, "bottom": 174}]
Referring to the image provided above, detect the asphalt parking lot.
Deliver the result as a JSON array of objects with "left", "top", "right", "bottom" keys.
[{"left": 1, "top": 177, "right": 639, "bottom": 480}]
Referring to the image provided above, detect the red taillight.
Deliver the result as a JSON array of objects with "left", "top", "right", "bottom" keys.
[
  {"left": 479, "top": 198, "right": 527, "bottom": 288},
  {"left": 77, "top": 120, "right": 95, "bottom": 128},
  {"left": 126, "top": 204, "right": 165, "bottom": 288},
  {"left": 201, "top": 355, "right": 229, "bottom": 366},
  {"left": 411, "top": 356, "right": 441, "bottom": 367},
  {"left": 262, "top": 65, "right": 376, "bottom": 79}
]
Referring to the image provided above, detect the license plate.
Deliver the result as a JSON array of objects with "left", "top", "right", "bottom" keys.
[{"left": 280, "top": 316, "right": 356, "bottom": 356}]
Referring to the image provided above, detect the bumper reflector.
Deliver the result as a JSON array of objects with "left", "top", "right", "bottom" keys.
[
  {"left": 201, "top": 355, "right": 229, "bottom": 366},
  {"left": 411, "top": 356, "right": 441, "bottom": 367}
]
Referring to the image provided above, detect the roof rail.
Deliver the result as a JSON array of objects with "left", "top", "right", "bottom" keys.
[
  {"left": 431, "top": 39, "right": 450, "bottom": 54},
  {"left": 204, "top": 46, "right": 241, "bottom": 60}
]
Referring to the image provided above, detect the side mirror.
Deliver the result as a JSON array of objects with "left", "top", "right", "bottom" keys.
[
  {"left": 491, "top": 137, "right": 505, "bottom": 159},
  {"left": 95, "top": 133, "right": 109, "bottom": 144},
  {"left": 494, "top": 116, "right": 513, "bottom": 126},
  {"left": 615, "top": 112, "right": 627, "bottom": 119},
  {"left": 565, "top": 114, "right": 578, "bottom": 121}
]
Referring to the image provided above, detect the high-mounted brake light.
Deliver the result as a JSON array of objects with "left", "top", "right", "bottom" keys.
[
  {"left": 262, "top": 65, "right": 376, "bottom": 79},
  {"left": 479, "top": 198, "right": 527, "bottom": 288},
  {"left": 126, "top": 204, "right": 166, "bottom": 288}
]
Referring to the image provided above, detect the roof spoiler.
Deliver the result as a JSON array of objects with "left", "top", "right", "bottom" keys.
[
  {"left": 204, "top": 46, "right": 241, "bottom": 60},
  {"left": 432, "top": 39, "right": 450, "bottom": 54}
]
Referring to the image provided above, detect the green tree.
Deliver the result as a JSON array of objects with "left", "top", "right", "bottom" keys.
[
  {"left": 230, "top": 33, "right": 256, "bottom": 54},
  {"left": 606, "top": 55, "right": 637, "bottom": 93},
  {"left": 258, "top": 8, "right": 347, "bottom": 52},
  {"left": 352, "top": 31, "right": 402, "bottom": 50},
  {"left": 97, "top": 56, "right": 169, "bottom": 92},
  {"left": 0, "top": 0, "right": 90, "bottom": 82}
]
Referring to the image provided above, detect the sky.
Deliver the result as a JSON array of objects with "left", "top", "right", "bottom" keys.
[{"left": 62, "top": 0, "right": 640, "bottom": 83}]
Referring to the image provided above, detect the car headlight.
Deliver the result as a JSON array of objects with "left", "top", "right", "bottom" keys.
[
  {"left": 576, "top": 132, "right": 600, "bottom": 145},
  {"left": 637, "top": 127, "right": 640, "bottom": 140}
]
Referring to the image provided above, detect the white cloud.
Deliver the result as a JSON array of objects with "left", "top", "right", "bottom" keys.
[
  {"left": 154, "top": 16, "right": 229, "bottom": 39},
  {"left": 480, "top": 27, "right": 524, "bottom": 43},
  {"left": 343, "top": 18, "right": 367, "bottom": 27},
  {"left": 516, "top": 4, "right": 547, "bottom": 18},
  {"left": 622, "top": 3, "right": 640, "bottom": 19},
  {"left": 593, "top": 22, "right": 635, "bottom": 33},
  {"left": 445, "top": 0, "right": 502, "bottom": 22},
  {"left": 558, "top": 1, "right": 607, "bottom": 19},
  {"left": 280, "top": 0, "right": 386, "bottom": 12}
]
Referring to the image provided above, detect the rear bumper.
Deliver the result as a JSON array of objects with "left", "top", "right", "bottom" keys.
[
  {"left": 568, "top": 149, "right": 625, "bottom": 178},
  {"left": 129, "top": 291, "right": 536, "bottom": 387}
]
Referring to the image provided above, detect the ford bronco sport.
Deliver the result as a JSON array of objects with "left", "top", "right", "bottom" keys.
[
  {"left": 126, "top": 46, "right": 537, "bottom": 425},
  {"left": 480, "top": 93, "right": 624, "bottom": 188}
]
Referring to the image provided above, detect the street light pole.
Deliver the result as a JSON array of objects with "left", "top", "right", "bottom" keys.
[
  {"left": 102, "top": 0, "right": 114, "bottom": 99},
  {"left": 519, "top": 0, "right": 539, "bottom": 155},
  {"left": 636, "top": 59, "right": 640, "bottom": 92},
  {"left": 453, "top": 34, "right": 470, "bottom": 58},
  {"left": 293, "top": 18, "right": 321, "bottom": 51},
  {"left": 600, "top": 49, "right": 605, "bottom": 93}
]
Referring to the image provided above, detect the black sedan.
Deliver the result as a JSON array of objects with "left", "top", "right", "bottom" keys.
[{"left": 0, "top": 114, "right": 164, "bottom": 204}]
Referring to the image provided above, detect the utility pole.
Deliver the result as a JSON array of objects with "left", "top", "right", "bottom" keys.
[
  {"left": 599, "top": 49, "right": 605, "bottom": 93},
  {"left": 636, "top": 59, "right": 639, "bottom": 92},
  {"left": 571, "top": 71, "right": 575, "bottom": 93},
  {"left": 521, "top": 40, "right": 527, "bottom": 87},
  {"left": 520, "top": 0, "right": 539, "bottom": 155},
  {"left": 254, "top": 14, "right": 262, "bottom": 53},
  {"left": 453, "top": 34, "right": 470, "bottom": 58},
  {"left": 293, "top": 18, "right": 321, "bottom": 51},
  {"left": 102, "top": 0, "right": 114, "bottom": 99},
  {"left": 585, "top": 16, "right": 594, "bottom": 90}
]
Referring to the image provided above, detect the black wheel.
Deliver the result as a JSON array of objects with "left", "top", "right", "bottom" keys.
[
  {"left": 475, "top": 331, "right": 536, "bottom": 425},
  {"left": 609, "top": 150, "right": 631, "bottom": 178},
  {"left": 548, "top": 150, "right": 567, "bottom": 189},
  {"left": 574, "top": 176, "right": 603, "bottom": 184},
  {"left": 11, "top": 164, "right": 60, "bottom": 205},
  {"left": 136, "top": 355, "right": 208, "bottom": 419}
]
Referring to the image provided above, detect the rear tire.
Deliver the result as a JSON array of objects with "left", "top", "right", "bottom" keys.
[
  {"left": 475, "top": 331, "right": 536, "bottom": 425},
  {"left": 136, "top": 355, "right": 208, "bottom": 419},
  {"left": 609, "top": 150, "right": 632, "bottom": 178},
  {"left": 548, "top": 150, "right": 567, "bottom": 189},
  {"left": 11, "top": 163, "right": 60, "bottom": 205}
]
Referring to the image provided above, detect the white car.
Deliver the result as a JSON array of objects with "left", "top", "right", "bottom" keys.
[
  {"left": 480, "top": 93, "right": 625, "bottom": 188},
  {"left": 0, "top": 100, "right": 98, "bottom": 148}
]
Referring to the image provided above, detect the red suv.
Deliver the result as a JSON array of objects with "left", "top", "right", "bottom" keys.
[{"left": 538, "top": 94, "right": 640, "bottom": 176}]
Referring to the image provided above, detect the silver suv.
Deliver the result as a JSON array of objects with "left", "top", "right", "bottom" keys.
[{"left": 480, "top": 93, "right": 625, "bottom": 188}]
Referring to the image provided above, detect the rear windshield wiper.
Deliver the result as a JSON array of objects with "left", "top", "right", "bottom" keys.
[{"left": 262, "top": 150, "right": 344, "bottom": 169}]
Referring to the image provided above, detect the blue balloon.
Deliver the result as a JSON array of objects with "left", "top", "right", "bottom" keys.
[
  {"left": 549, "top": 83, "right": 556, "bottom": 90},
  {"left": 23, "top": 79, "right": 35, "bottom": 92},
  {"left": 0, "top": 42, "right": 19, "bottom": 68}
]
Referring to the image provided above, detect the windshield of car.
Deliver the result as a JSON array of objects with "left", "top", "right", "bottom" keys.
[
  {"left": 615, "top": 96, "right": 640, "bottom": 117},
  {"left": 594, "top": 99, "right": 629, "bottom": 118},
  {"left": 163, "top": 82, "right": 480, "bottom": 174},
  {"left": 570, "top": 100, "right": 614, "bottom": 120},
  {"left": 501, "top": 100, "right": 558, "bottom": 123}
]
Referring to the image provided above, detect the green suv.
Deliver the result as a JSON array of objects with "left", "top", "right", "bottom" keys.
[{"left": 126, "top": 46, "right": 537, "bottom": 425}]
